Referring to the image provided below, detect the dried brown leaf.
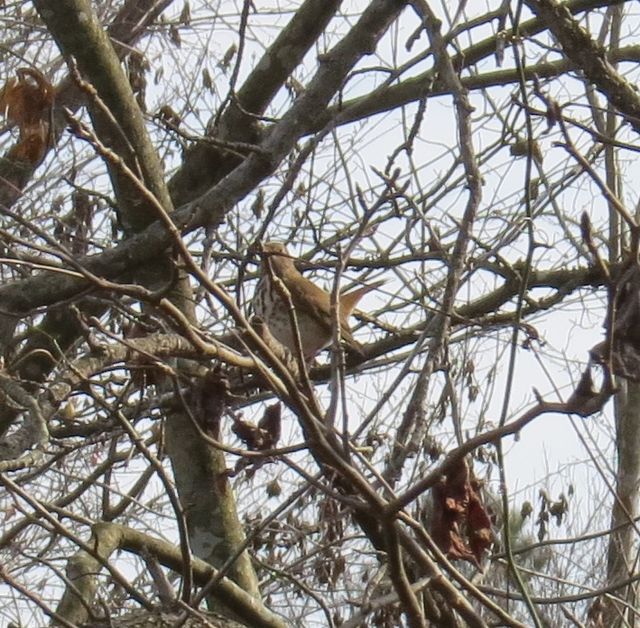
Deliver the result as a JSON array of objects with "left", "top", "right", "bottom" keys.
[
  {"left": 430, "top": 458, "right": 493, "bottom": 567},
  {"left": 0, "top": 68, "right": 54, "bottom": 164}
]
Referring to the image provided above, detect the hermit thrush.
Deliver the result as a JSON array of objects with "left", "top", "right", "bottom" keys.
[{"left": 253, "top": 242, "right": 382, "bottom": 361}]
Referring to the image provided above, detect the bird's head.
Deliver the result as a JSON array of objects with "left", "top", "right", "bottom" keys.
[{"left": 260, "top": 241, "right": 296, "bottom": 274}]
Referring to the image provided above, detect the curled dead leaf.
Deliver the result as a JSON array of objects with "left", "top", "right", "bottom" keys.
[
  {"left": 430, "top": 457, "right": 493, "bottom": 568},
  {"left": 0, "top": 67, "right": 54, "bottom": 164},
  {"left": 232, "top": 403, "right": 281, "bottom": 451}
]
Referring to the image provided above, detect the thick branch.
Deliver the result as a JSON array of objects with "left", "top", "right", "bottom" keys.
[
  {"left": 310, "top": 0, "right": 626, "bottom": 130},
  {"left": 55, "top": 522, "right": 287, "bottom": 628},
  {"left": 525, "top": 0, "right": 640, "bottom": 133},
  {"left": 0, "top": 0, "right": 171, "bottom": 211},
  {"left": 34, "top": 0, "right": 173, "bottom": 229},
  {"left": 169, "top": 0, "right": 342, "bottom": 204}
]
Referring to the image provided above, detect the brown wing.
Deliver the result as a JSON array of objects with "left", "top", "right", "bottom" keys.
[
  {"left": 283, "top": 272, "right": 333, "bottom": 329},
  {"left": 281, "top": 271, "right": 361, "bottom": 348}
]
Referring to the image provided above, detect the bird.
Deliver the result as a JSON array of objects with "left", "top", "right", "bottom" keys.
[{"left": 252, "top": 242, "right": 382, "bottom": 361}]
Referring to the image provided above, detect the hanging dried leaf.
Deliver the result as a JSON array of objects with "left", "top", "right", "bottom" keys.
[
  {"left": 319, "top": 495, "right": 344, "bottom": 545},
  {"left": 265, "top": 479, "right": 281, "bottom": 497},
  {"left": 251, "top": 189, "right": 264, "bottom": 218},
  {"left": 545, "top": 98, "right": 562, "bottom": 129},
  {"left": 54, "top": 189, "right": 95, "bottom": 255},
  {"left": 157, "top": 104, "right": 181, "bottom": 127},
  {"left": 430, "top": 457, "right": 493, "bottom": 568},
  {"left": 536, "top": 509, "right": 548, "bottom": 542},
  {"left": 122, "top": 315, "right": 162, "bottom": 389},
  {"left": 549, "top": 494, "right": 568, "bottom": 525},
  {"left": 169, "top": 24, "right": 182, "bottom": 47},
  {"left": 586, "top": 597, "right": 607, "bottom": 628},
  {"left": 218, "top": 43, "right": 237, "bottom": 71},
  {"left": 127, "top": 50, "right": 149, "bottom": 112},
  {"left": 0, "top": 67, "right": 53, "bottom": 127},
  {"left": 520, "top": 501, "right": 533, "bottom": 520},
  {"left": 199, "top": 67, "right": 211, "bottom": 91},
  {"left": 8, "top": 124, "right": 49, "bottom": 163},
  {"left": 258, "top": 403, "right": 282, "bottom": 448},
  {"left": 232, "top": 416, "right": 263, "bottom": 450},
  {"left": 0, "top": 67, "right": 54, "bottom": 164},
  {"left": 232, "top": 403, "right": 281, "bottom": 451},
  {"left": 179, "top": 1, "right": 191, "bottom": 25}
]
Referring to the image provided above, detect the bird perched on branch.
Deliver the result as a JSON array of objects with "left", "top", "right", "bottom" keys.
[{"left": 253, "top": 242, "right": 382, "bottom": 361}]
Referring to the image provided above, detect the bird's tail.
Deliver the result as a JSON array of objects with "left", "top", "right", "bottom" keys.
[{"left": 340, "top": 279, "right": 385, "bottom": 316}]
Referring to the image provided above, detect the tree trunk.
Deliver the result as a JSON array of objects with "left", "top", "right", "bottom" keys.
[{"left": 605, "top": 381, "right": 640, "bottom": 625}]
